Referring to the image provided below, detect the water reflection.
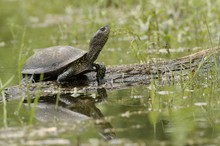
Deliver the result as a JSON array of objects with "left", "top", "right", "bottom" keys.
[{"left": 23, "top": 88, "right": 115, "bottom": 140}]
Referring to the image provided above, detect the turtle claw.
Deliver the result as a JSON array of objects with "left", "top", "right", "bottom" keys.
[{"left": 97, "top": 79, "right": 106, "bottom": 85}]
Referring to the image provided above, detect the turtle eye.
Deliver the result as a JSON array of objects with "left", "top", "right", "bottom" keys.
[{"left": 100, "top": 26, "right": 106, "bottom": 31}]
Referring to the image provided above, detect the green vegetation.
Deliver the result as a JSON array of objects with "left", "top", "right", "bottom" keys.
[{"left": 1, "top": 0, "right": 220, "bottom": 145}]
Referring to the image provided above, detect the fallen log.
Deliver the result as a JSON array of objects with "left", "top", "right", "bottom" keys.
[{"left": 4, "top": 47, "right": 220, "bottom": 100}]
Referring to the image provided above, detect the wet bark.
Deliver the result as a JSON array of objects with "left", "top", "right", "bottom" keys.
[{"left": 4, "top": 47, "right": 220, "bottom": 100}]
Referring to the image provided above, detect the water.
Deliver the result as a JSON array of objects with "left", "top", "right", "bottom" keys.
[
  {"left": 1, "top": 0, "right": 220, "bottom": 145},
  {"left": 1, "top": 85, "right": 219, "bottom": 145}
]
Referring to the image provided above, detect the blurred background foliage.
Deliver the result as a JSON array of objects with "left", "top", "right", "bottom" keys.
[{"left": 1, "top": 0, "right": 220, "bottom": 145}]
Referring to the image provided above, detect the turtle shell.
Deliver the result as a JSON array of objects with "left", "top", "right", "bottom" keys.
[{"left": 22, "top": 46, "right": 86, "bottom": 74}]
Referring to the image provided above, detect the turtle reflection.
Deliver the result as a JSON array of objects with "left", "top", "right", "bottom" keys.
[{"left": 23, "top": 88, "right": 115, "bottom": 140}]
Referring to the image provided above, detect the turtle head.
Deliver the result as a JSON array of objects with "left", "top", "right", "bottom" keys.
[{"left": 88, "top": 25, "right": 110, "bottom": 62}]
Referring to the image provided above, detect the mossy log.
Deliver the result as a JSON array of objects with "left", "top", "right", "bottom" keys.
[{"left": 4, "top": 47, "right": 220, "bottom": 100}]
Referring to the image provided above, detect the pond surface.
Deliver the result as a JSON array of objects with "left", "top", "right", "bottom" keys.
[
  {"left": 1, "top": 0, "right": 220, "bottom": 145},
  {"left": 1, "top": 85, "right": 220, "bottom": 145}
]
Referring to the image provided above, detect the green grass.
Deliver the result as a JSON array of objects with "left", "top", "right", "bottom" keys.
[{"left": 0, "top": 76, "right": 14, "bottom": 128}]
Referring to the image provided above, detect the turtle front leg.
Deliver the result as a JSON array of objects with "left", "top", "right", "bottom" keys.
[
  {"left": 93, "top": 63, "right": 106, "bottom": 85},
  {"left": 22, "top": 74, "right": 35, "bottom": 84},
  {"left": 57, "top": 67, "right": 74, "bottom": 83}
]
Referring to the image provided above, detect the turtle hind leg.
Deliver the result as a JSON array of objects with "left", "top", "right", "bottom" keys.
[
  {"left": 57, "top": 67, "right": 74, "bottom": 83},
  {"left": 93, "top": 63, "right": 106, "bottom": 85}
]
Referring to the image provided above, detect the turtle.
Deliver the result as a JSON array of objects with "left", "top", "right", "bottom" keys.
[{"left": 22, "top": 25, "right": 110, "bottom": 85}]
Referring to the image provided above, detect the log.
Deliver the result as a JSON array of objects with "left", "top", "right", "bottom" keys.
[{"left": 4, "top": 47, "right": 220, "bottom": 100}]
